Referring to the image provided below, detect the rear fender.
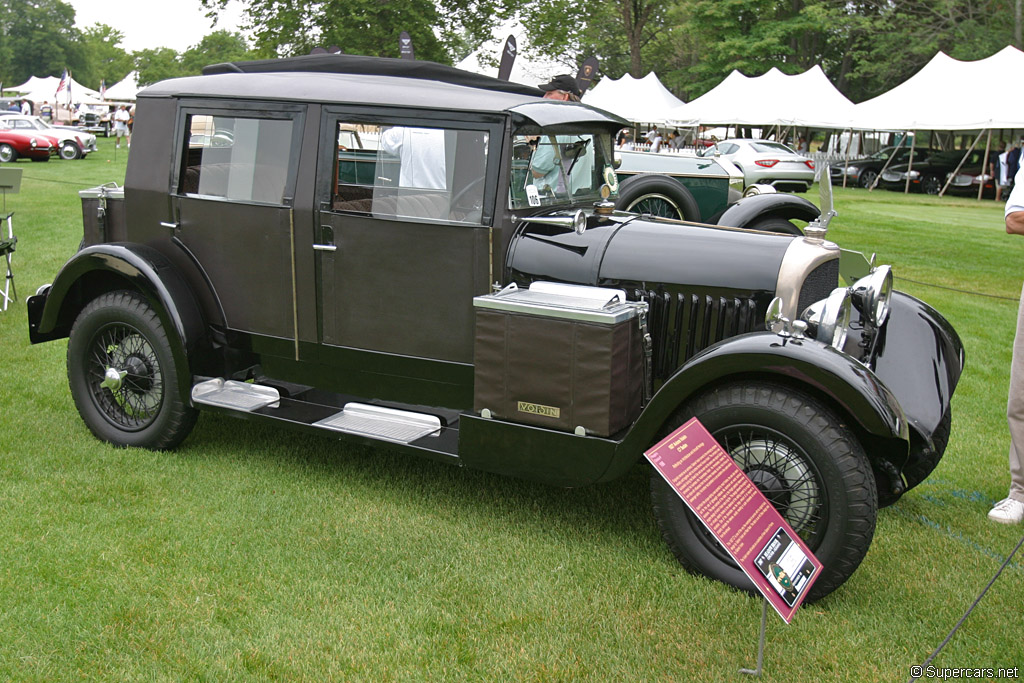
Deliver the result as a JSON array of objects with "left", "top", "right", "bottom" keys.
[
  {"left": 602, "top": 331, "right": 910, "bottom": 483},
  {"left": 712, "top": 193, "right": 821, "bottom": 228},
  {"left": 27, "top": 244, "right": 206, "bottom": 399}
]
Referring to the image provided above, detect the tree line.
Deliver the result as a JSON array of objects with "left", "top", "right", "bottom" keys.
[{"left": 1, "top": 0, "right": 1019, "bottom": 101}]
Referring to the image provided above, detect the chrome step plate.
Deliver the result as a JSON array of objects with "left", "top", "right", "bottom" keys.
[
  {"left": 314, "top": 403, "right": 441, "bottom": 444},
  {"left": 191, "top": 378, "right": 281, "bottom": 411}
]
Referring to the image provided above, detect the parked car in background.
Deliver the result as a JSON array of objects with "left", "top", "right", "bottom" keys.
[
  {"left": 701, "top": 138, "right": 815, "bottom": 192},
  {"left": 828, "top": 146, "right": 936, "bottom": 189},
  {"left": 612, "top": 148, "right": 820, "bottom": 233},
  {"left": 880, "top": 149, "right": 990, "bottom": 195},
  {"left": 73, "top": 104, "right": 113, "bottom": 137},
  {"left": 0, "top": 125, "right": 56, "bottom": 162},
  {"left": 0, "top": 113, "right": 97, "bottom": 159}
]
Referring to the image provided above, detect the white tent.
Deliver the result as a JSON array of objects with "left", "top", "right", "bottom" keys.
[
  {"left": 668, "top": 65, "right": 855, "bottom": 129},
  {"left": 456, "top": 19, "right": 567, "bottom": 88},
  {"left": 850, "top": 46, "right": 1024, "bottom": 130},
  {"left": 8, "top": 74, "right": 103, "bottom": 105},
  {"left": 581, "top": 72, "right": 685, "bottom": 124},
  {"left": 104, "top": 71, "right": 140, "bottom": 101}
]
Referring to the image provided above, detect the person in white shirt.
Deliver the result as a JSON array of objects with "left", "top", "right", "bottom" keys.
[
  {"left": 113, "top": 106, "right": 131, "bottom": 149},
  {"left": 992, "top": 163, "right": 1024, "bottom": 524}
]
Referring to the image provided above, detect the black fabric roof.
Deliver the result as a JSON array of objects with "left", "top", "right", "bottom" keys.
[{"left": 203, "top": 54, "right": 545, "bottom": 98}]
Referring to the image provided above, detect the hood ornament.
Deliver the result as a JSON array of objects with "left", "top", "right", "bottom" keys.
[{"left": 805, "top": 163, "right": 836, "bottom": 244}]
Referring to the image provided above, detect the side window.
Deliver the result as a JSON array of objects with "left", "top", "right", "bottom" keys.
[
  {"left": 330, "top": 120, "right": 489, "bottom": 225},
  {"left": 179, "top": 113, "right": 294, "bottom": 205}
]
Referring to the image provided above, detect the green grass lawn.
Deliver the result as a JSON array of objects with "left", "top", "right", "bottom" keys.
[{"left": 1, "top": 144, "right": 1022, "bottom": 681}]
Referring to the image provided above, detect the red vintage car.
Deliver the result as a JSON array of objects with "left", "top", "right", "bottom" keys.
[{"left": 0, "top": 125, "right": 57, "bottom": 162}]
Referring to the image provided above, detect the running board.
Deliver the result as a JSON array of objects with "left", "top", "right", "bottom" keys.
[{"left": 191, "top": 378, "right": 443, "bottom": 446}]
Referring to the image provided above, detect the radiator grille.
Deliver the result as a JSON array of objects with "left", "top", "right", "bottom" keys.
[
  {"left": 798, "top": 260, "right": 840, "bottom": 316},
  {"left": 637, "top": 289, "right": 759, "bottom": 382}
]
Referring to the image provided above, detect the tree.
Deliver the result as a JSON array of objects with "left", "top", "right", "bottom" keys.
[
  {"left": 200, "top": 0, "right": 510, "bottom": 62},
  {"left": 0, "top": 0, "right": 87, "bottom": 85},
  {"left": 181, "top": 30, "right": 254, "bottom": 74},
  {"left": 78, "top": 23, "right": 133, "bottom": 90},
  {"left": 134, "top": 47, "right": 184, "bottom": 87}
]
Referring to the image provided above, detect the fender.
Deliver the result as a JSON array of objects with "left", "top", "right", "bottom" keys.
[
  {"left": 872, "top": 290, "right": 965, "bottom": 443},
  {"left": 712, "top": 192, "right": 821, "bottom": 228},
  {"left": 599, "top": 330, "right": 910, "bottom": 483},
  {"left": 27, "top": 243, "right": 206, "bottom": 399}
]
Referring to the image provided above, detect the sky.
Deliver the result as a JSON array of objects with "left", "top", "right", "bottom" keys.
[{"left": 67, "top": 0, "right": 249, "bottom": 53}]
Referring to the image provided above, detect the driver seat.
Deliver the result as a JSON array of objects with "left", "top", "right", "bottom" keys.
[{"left": 0, "top": 212, "right": 16, "bottom": 312}]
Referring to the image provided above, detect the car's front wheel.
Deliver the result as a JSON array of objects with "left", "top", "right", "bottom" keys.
[
  {"left": 67, "top": 290, "right": 197, "bottom": 450},
  {"left": 649, "top": 382, "right": 878, "bottom": 602},
  {"left": 859, "top": 169, "right": 878, "bottom": 189},
  {"left": 0, "top": 144, "right": 18, "bottom": 163},
  {"left": 59, "top": 141, "right": 82, "bottom": 160}
]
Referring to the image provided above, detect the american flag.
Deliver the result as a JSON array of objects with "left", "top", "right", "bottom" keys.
[{"left": 55, "top": 69, "right": 71, "bottom": 107}]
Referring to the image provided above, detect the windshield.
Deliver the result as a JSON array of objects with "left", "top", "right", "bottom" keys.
[{"left": 509, "top": 129, "right": 618, "bottom": 210}]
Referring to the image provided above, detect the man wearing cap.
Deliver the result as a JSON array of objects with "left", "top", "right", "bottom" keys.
[{"left": 528, "top": 75, "right": 592, "bottom": 196}]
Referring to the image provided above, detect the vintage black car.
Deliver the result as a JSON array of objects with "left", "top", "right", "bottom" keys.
[{"left": 27, "top": 55, "right": 964, "bottom": 602}]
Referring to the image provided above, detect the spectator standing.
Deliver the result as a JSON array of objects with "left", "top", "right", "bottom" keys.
[
  {"left": 992, "top": 163, "right": 1024, "bottom": 524},
  {"left": 113, "top": 105, "right": 130, "bottom": 149},
  {"left": 20, "top": 99, "right": 31, "bottom": 115},
  {"left": 649, "top": 128, "right": 663, "bottom": 153}
]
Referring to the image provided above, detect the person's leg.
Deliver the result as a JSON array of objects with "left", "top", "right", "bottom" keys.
[{"left": 992, "top": 284, "right": 1024, "bottom": 523}]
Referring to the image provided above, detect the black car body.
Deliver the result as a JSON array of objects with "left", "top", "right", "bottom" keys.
[
  {"left": 27, "top": 55, "right": 963, "bottom": 602},
  {"left": 829, "top": 146, "right": 936, "bottom": 189},
  {"left": 880, "top": 148, "right": 989, "bottom": 195}
]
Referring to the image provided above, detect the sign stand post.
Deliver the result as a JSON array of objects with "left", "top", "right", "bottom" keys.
[{"left": 739, "top": 599, "right": 769, "bottom": 677}]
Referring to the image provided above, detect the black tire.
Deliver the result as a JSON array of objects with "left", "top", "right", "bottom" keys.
[
  {"left": 650, "top": 382, "right": 878, "bottom": 602},
  {"left": 0, "top": 143, "right": 16, "bottom": 163},
  {"left": 30, "top": 156, "right": 49, "bottom": 162},
  {"left": 744, "top": 216, "right": 803, "bottom": 236},
  {"left": 859, "top": 169, "right": 878, "bottom": 189},
  {"left": 59, "top": 141, "right": 81, "bottom": 160},
  {"left": 901, "top": 408, "right": 952, "bottom": 492},
  {"left": 921, "top": 175, "right": 941, "bottom": 195},
  {"left": 67, "top": 290, "right": 197, "bottom": 450},
  {"left": 615, "top": 175, "right": 701, "bottom": 221}
]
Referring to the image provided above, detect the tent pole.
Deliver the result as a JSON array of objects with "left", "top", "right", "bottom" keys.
[
  {"left": 842, "top": 128, "right": 853, "bottom": 188},
  {"left": 979, "top": 128, "right": 993, "bottom": 201},
  {"left": 904, "top": 131, "right": 917, "bottom": 194},
  {"left": 939, "top": 129, "right": 985, "bottom": 197},
  {"left": 873, "top": 131, "right": 905, "bottom": 192}
]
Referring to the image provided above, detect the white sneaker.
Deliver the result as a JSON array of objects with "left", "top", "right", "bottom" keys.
[{"left": 988, "top": 498, "right": 1024, "bottom": 524}]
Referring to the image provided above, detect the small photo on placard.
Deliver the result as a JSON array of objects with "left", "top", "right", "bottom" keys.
[{"left": 754, "top": 527, "right": 818, "bottom": 608}]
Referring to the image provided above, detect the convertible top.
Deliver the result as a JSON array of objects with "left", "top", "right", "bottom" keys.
[{"left": 203, "top": 53, "right": 545, "bottom": 98}]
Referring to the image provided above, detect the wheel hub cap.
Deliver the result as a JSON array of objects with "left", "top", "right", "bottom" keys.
[{"left": 100, "top": 367, "right": 127, "bottom": 391}]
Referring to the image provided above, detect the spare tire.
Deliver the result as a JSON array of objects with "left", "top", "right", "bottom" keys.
[{"left": 615, "top": 175, "right": 701, "bottom": 222}]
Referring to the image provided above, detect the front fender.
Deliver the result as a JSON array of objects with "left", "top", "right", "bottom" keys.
[
  {"left": 872, "top": 291, "right": 964, "bottom": 443},
  {"left": 712, "top": 193, "right": 821, "bottom": 228},
  {"left": 27, "top": 243, "right": 206, "bottom": 399},
  {"left": 600, "top": 331, "right": 910, "bottom": 482}
]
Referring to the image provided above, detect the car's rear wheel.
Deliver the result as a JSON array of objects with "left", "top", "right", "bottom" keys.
[
  {"left": 859, "top": 169, "right": 878, "bottom": 189},
  {"left": 649, "top": 382, "right": 878, "bottom": 602},
  {"left": 60, "top": 141, "right": 82, "bottom": 160},
  {"left": 921, "top": 175, "right": 942, "bottom": 195},
  {"left": 615, "top": 175, "right": 700, "bottom": 221},
  {"left": 0, "top": 144, "right": 18, "bottom": 163},
  {"left": 67, "top": 290, "right": 197, "bottom": 450},
  {"left": 744, "top": 216, "right": 803, "bottom": 236}
]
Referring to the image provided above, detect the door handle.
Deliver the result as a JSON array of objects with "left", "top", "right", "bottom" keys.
[
  {"left": 312, "top": 243, "right": 337, "bottom": 252},
  {"left": 160, "top": 221, "right": 179, "bottom": 232}
]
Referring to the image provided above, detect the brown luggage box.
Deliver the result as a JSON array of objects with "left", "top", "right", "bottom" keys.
[{"left": 473, "top": 283, "right": 647, "bottom": 437}]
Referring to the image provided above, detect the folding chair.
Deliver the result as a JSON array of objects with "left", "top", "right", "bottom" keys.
[{"left": 0, "top": 212, "right": 16, "bottom": 312}]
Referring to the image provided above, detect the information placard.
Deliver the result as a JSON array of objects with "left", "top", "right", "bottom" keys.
[{"left": 644, "top": 417, "right": 822, "bottom": 623}]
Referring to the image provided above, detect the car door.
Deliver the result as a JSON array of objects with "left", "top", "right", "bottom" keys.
[
  {"left": 169, "top": 104, "right": 305, "bottom": 343},
  {"left": 314, "top": 109, "right": 502, "bottom": 404}
]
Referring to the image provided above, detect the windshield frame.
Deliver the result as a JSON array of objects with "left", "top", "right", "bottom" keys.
[{"left": 508, "top": 126, "right": 618, "bottom": 210}]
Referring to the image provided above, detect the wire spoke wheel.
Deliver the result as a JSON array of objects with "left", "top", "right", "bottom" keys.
[
  {"left": 649, "top": 382, "right": 877, "bottom": 602},
  {"left": 68, "top": 290, "right": 196, "bottom": 449},
  {"left": 627, "top": 193, "right": 682, "bottom": 218},
  {"left": 86, "top": 324, "right": 164, "bottom": 430}
]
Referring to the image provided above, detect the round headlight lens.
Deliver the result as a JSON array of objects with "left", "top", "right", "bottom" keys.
[
  {"left": 850, "top": 265, "right": 893, "bottom": 326},
  {"left": 816, "top": 288, "right": 851, "bottom": 349}
]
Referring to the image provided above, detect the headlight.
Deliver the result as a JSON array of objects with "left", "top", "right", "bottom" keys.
[
  {"left": 803, "top": 287, "right": 851, "bottom": 349},
  {"left": 849, "top": 265, "right": 893, "bottom": 326},
  {"left": 845, "top": 166, "right": 860, "bottom": 175},
  {"left": 907, "top": 170, "right": 920, "bottom": 179},
  {"left": 30, "top": 137, "right": 37, "bottom": 148},
  {"left": 950, "top": 174, "right": 973, "bottom": 186}
]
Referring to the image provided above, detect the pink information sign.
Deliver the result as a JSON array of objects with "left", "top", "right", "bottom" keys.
[{"left": 644, "top": 417, "right": 822, "bottom": 623}]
